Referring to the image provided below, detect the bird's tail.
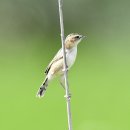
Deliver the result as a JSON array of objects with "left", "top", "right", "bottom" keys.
[{"left": 37, "top": 77, "right": 48, "bottom": 98}]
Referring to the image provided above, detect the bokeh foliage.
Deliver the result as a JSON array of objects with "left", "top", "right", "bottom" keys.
[{"left": 0, "top": 0, "right": 130, "bottom": 130}]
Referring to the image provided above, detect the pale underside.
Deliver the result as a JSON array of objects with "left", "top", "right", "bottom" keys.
[{"left": 45, "top": 47, "right": 77, "bottom": 78}]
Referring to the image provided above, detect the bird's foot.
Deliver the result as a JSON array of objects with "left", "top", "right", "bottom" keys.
[
  {"left": 62, "top": 65, "right": 69, "bottom": 72},
  {"left": 64, "top": 93, "right": 71, "bottom": 99}
]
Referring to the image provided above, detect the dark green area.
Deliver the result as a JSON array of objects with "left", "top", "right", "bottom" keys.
[{"left": 0, "top": 0, "right": 130, "bottom": 130}]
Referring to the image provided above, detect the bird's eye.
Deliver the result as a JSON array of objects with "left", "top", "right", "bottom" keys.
[{"left": 75, "top": 36, "right": 80, "bottom": 39}]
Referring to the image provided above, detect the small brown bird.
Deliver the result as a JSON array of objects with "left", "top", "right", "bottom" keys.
[{"left": 37, "top": 33, "right": 86, "bottom": 98}]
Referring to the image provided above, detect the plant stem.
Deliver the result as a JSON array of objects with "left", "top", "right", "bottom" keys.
[{"left": 58, "top": 0, "right": 72, "bottom": 130}]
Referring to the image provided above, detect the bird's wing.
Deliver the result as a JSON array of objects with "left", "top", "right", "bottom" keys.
[{"left": 45, "top": 48, "right": 63, "bottom": 75}]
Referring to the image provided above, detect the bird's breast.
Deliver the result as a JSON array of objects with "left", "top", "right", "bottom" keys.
[{"left": 66, "top": 47, "right": 77, "bottom": 69}]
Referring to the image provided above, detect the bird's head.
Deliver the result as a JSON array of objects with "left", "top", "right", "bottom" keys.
[{"left": 65, "top": 33, "right": 86, "bottom": 49}]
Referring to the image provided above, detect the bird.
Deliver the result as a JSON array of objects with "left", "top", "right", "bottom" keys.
[{"left": 37, "top": 33, "right": 86, "bottom": 98}]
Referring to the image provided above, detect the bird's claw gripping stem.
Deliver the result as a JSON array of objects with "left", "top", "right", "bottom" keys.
[
  {"left": 62, "top": 65, "right": 69, "bottom": 72},
  {"left": 64, "top": 93, "right": 71, "bottom": 99}
]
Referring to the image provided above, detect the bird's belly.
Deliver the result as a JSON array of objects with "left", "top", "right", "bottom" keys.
[{"left": 66, "top": 48, "right": 77, "bottom": 69}]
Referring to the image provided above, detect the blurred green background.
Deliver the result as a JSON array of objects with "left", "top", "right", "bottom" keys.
[{"left": 0, "top": 0, "right": 130, "bottom": 130}]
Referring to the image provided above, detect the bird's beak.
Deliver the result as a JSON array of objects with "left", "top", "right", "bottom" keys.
[{"left": 81, "top": 35, "right": 87, "bottom": 39}]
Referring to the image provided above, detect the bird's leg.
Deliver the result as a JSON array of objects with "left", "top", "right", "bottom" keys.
[
  {"left": 60, "top": 75, "right": 72, "bottom": 98},
  {"left": 59, "top": 75, "right": 65, "bottom": 90}
]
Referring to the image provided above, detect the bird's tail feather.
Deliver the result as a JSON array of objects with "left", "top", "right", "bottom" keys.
[{"left": 37, "top": 77, "right": 48, "bottom": 98}]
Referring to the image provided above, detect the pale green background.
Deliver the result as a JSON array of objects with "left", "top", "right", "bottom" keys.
[{"left": 0, "top": 0, "right": 130, "bottom": 130}]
